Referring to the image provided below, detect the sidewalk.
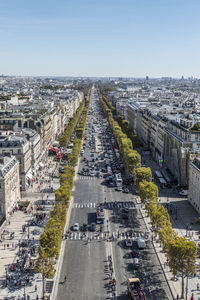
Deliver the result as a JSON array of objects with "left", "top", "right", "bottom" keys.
[
  {"left": 140, "top": 152, "right": 200, "bottom": 300},
  {"left": 0, "top": 156, "right": 59, "bottom": 300}
]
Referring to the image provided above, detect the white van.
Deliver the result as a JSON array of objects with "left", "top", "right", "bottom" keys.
[{"left": 137, "top": 237, "right": 146, "bottom": 249}]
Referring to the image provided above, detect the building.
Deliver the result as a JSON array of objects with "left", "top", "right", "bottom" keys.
[
  {"left": 0, "top": 134, "right": 31, "bottom": 190},
  {"left": 0, "top": 154, "right": 20, "bottom": 219},
  {"left": 21, "top": 129, "right": 41, "bottom": 169},
  {"left": 188, "top": 157, "right": 200, "bottom": 213}
]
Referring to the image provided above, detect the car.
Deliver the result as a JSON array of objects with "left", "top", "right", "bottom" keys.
[
  {"left": 121, "top": 213, "right": 128, "bottom": 220},
  {"left": 90, "top": 171, "right": 95, "bottom": 177},
  {"left": 137, "top": 237, "right": 146, "bottom": 249},
  {"left": 81, "top": 224, "right": 89, "bottom": 231},
  {"left": 179, "top": 190, "right": 188, "bottom": 196},
  {"left": 132, "top": 249, "right": 139, "bottom": 258},
  {"left": 80, "top": 150, "right": 84, "bottom": 154},
  {"left": 73, "top": 223, "right": 79, "bottom": 231},
  {"left": 125, "top": 239, "right": 133, "bottom": 247},
  {"left": 90, "top": 222, "right": 96, "bottom": 232},
  {"left": 121, "top": 208, "right": 129, "bottom": 214},
  {"left": 133, "top": 258, "right": 140, "bottom": 269}
]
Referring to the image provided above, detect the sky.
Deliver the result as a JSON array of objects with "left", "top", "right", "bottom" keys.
[{"left": 0, "top": 0, "right": 200, "bottom": 78}]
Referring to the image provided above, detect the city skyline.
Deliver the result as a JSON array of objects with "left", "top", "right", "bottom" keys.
[{"left": 1, "top": 0, "right": 200, "bottom": 78}]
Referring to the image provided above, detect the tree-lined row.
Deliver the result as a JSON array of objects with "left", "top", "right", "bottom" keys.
[
  {"left": 137, "top": 175, "right": 197, "bottom": 298},
  {"left": 97, "top": 90, "right": 141, "bottom": 176},
  {"left": 117, "top": 115, "right": 140, "bottom": 148},
  {"left": 98, "top": 88, "right": 197, "bottom": 298},
  {"left": 35, "top": 90, "right": 91, "bottom": 278},
  {"left": 59, "top": 100, "right": 85, "bottom": 148}
]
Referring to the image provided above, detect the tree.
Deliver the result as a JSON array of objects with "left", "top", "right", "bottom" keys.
[
  {"left": 135, "top": 167, "right": 152, "bottom": 189},
  {"left": 148, "top": 204, "right": 171, "bottom": 232},
  {"left": 40, "top": 227, "right": 62, "bottom": 259},
  {"left": 167, "top": 237, "right": 197, "bottom": 298},
  {"left": 125, "top": 151, "right": 141, "bottom": 175},
  {"left": 139, "top": 181, "right": 158, "bottom": 204},
  {"left": 35, "top": 246, "right": 55, "bottom": 279},
  {"left": 158, "top": 226, "right": 177, "bottom": 252}
]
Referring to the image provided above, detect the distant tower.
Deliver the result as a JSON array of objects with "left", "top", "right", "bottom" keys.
[{"left": 146, "top": 76, "right": 149, "bottom": 81}]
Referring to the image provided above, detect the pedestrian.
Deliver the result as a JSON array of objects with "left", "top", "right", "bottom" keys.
[
  {"left": 4, "top": 244, "right": 5, "bottom": 249},
  {"left": 35, "top": 284, "right": 37, "bottom": 291},
  {"left": 36, "top": 295, "right": 39, "bottom": 300},
  {"left": 197, "top": 283, "right": 199, "bottom": 290}
]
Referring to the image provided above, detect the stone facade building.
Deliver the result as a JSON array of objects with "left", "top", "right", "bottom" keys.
[
  {"left": 0, "top": 155, "right": 20, "bottom": 219},
  {"left": 188, "top": 157, "right": 200, "bottom": 213},
  {"left": 0, "top": 134, "right": 31, "bottom": 190}
]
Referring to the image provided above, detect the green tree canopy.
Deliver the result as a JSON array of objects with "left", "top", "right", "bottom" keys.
[{"left": 135, "top": 167, "right": 152, "bottom": 188}]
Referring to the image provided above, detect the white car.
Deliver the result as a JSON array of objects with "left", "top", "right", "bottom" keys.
[
  {"left": 125, "top": 239, "right": 133, "bottom": 247},
  {"left": 133, "top": 258, "right": 140, "bottom": 268},
  {"left": 80, "top": 150, "right": 84, "bottom": 154},
  {"left": 137, "top": 237, "right": 146, "bottom": 249},
  {"left": 73, "top": 223, "right": 79, "bottom": 231},
  {"left": 179, "top": 190, "right": 188, "bottom": 196},
  {"left": 90, "top": 171, "right": 95, "bottom": 177}
]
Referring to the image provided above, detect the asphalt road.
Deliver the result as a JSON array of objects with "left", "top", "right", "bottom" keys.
[{"left": 56, "top": 88, "right": 172, "bottom": 300}]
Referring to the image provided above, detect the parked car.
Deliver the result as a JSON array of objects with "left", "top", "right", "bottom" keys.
[{"left": 179, "top": 190, "right": 188, "bottom": 196}]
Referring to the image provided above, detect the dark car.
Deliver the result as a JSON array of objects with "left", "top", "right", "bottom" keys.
[
  {"left": 81, "top": 224, "right": 89, "bottom": 231},
  {"left": 132, "top": 249, "right": 139, "bottom": 257},
  {"left": 90, "top": 222, "right": 96, "bottom": 232}
]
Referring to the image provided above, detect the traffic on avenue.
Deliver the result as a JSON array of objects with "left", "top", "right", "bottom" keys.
[{"left": 56, "top": 87, "right": 172, "bottom": 300}]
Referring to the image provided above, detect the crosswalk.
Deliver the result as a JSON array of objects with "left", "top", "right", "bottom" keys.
[
  {"left": 77, "top": 176, "right": 98, "bottom": 180},
  {"left": 72, "top": 202, "right": 96, "bottom": 208},
  {"left": 72, "top": 202, "right": 138, "bottom": 209},
  {"left": 65, "top": 231, "right": 150, "bottom": 241}
]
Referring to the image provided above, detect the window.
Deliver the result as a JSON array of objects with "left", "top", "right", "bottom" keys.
[{"left": 18, "top": 149, "right": 21, "bottom": 154}]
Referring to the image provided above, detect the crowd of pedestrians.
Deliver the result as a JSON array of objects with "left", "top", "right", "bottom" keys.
[{"left": 0, "top": 154, "right": 59, "bottom": 299}]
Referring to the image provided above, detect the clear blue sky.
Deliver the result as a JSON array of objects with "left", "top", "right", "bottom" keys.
[{"left": 0, "top": 0, "right": 200, "bottom": 78}]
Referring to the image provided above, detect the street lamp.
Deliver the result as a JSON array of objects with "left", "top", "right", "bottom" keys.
[
  {"left": 24, "top": 283, "right": 26, "bottom": 300},
  {"left": 5, "top": 267, "right": 8, "bottom": 286},
  {"left": 38, "top": 260, "right": 46, "bottom": 300},
  {"left": 175, "top": 206, "right": 178, "bottom": 220}
]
